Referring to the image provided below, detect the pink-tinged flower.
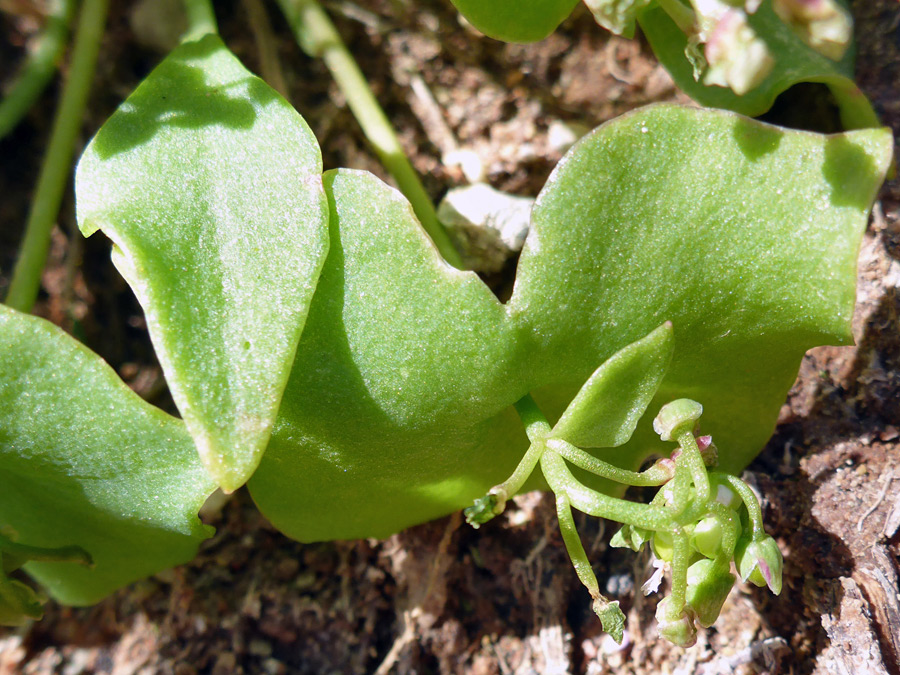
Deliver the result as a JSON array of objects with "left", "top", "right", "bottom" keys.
[
  {"left": 703, "top": 8, "right": 774, "bottom": 94},
  {"left": 736, "top": 535, "right": 783, "bottom": 594},
  {"left": 773, "top": 0, "right": 851, "bottom": 61}
]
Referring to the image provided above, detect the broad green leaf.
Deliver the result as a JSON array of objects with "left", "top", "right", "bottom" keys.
[
  {"left": 638, "top": 1, "right": 879, "bottom": 129},
  {"left": 449, "top": 0, "right": 580, "bottom": 43},
  {"left": 75, "top": 34, "right": 330, "bottom": 492},
  {"left": 510, "top": 104, "right": 893, "bottom": 476},
  {"left": 0, "top": 305, "right": 215, "bottom": 605},
  {"left": 249, "top": 169, "right": 528, "bottom": 542},
  {"left": 250, "top": 105, "right": 889, "bottom": 542},
  {"left": 549, "top": 321, "right": 673, "bottom": 448}
]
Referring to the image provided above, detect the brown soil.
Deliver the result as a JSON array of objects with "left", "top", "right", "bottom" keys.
[{"left": 1, "top": 0, "right": 899, "bottom": 673}]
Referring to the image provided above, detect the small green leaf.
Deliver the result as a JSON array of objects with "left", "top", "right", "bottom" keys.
[
  {"left": 549, "top": 322, "right": 673, "bottom": 448},
  {"left": 610, "top": 523, "right": 651, "bottom": 551},
  {"left": 0, "top": 576, "right": 43, "bottom": 626},
  {"left": 638, "top": 1, "right": 879, "bottom": 129},
  {"left": 0, "top": 305, "right": 214, "bottom": 605},
  {"left": 592, "top": 598, "right": 626, "bottom": 643},
  {"left": 448, "top": 0, "right": 580, "bottom": 43},
  {"left": 76, "top": 34, "right": 330, "bottom": 492}
]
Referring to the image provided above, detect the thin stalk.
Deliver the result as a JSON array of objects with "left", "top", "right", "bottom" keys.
[
  {"left": 275, "top": 0, "right": 463, "bottom": 268},
  {"left": 656, "top": 0, "right": 696, "bottom": 34},
  {"left": 0, "top": 0, "right": 74, "bottom": 140},
  {"left": 242, "top": 0, "right": 290, "bottom": 97},
  {"left": 5, "top": 0, "right": 109, "bottom": 313},
  {"left": 549, "top": 438, "right": 672, "bottom": 486},
  {"left": 540, "top": 450, "right": 672, "bottom": 531},
  {"left": 705, "top": 501, "right": 740, "bottom": 561},
  {"left": 711, "top": 472, "right": 766, "bottom": 539},
  {"left": 664, "top": 526, "right": 691, "bottom": 619},
  {"left": 675, "top": 430, "right": 710, "bottom": 504},
  {"left": 556, "top": 493, "right": 601, "bottom": 599},
  {"left": 489, "top": 395, "right": 551, "bottom": 502},
  {"left": 182, "top": 0, "right": 218, "bottom": 41}
]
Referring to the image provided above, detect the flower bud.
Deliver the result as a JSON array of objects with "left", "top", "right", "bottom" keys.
[
  {"left": 690, "top": 516, "right": 724, "bottom": 558},
  {"left": 651, "top": 531, "right": 675, "bottom": 562},
  {"left": 653, "top": 399, "right": 703, "bottom": 442},
  {"left": 736, "top": 536, "right": 783, "bottom": 595},
  {"left": 685, "top": 559, "right": 735, "bottom": 627},
  {"left": 655, "top": 597, "right": 697, "bottom": 647},
  {"left": 773, "top": 0, "right": 851, "bottom": 61}
]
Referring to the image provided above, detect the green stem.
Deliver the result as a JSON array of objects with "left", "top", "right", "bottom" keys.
[
  {"left": 0, "top": 532, "right": 91, "bottom": 570},
  {"left": 275, "top": 0, "right": 463, "bottom": 268},
  {"left": 5, "top": 0, "right": 109, "bottom": 313},
  {"left": 242, "top": 0, "right": 289, "bottom": 97},
  {"left": 556, "top": 492, "right": 601, "bottom": 599},
  {"left": 182, "top": 0, "right": 219, "bottom": 41},
  {"left": 549, "top": 438, "right": 673, "bottom": 486},
  {"left": 540, "top": 450, "right": 672, "bottom": 531},
  {"left": 0, "top": 0, "right": 74, "bottom": 140},
  {"left": 676, "top": 430, "right": 711, "bottom": 505},
  {"left": 705, "top": 501, "right": 740, "bottom": 561},
  {"left": 489, "top": 395, "right": 550, "bottom": 502},
  {"left": 657, "top": 0, "right": 696, "bottom": 34},
  {"left": 665, "top": 526, "right": 690, "bottom": 619},
  {"left": 711, "top": 472, "right": 765, "bottom": 539}
]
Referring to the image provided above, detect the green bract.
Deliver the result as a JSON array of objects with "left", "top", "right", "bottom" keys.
[
  {"left": 75, "top": 34, "right": 330, "bottom": 492},
  {"left": 0, "top": 305, "right": 214, "bottom": 608}
]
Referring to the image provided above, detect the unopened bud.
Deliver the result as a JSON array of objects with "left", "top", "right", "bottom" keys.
[
  {"left": 773, "top": 0, "right": 851, "bottom": 61},
  {"left": 655, "top": 597, "right": 698, "bottom": 647},
  {"left": 651, "top": 531, "right": 675, "bottom": 562},
  {"left": 690, "top": 516, "right": 724, "bottom": 558},
  {"left": 736, "top": 536, "right": 783, "bottom": 595},
  {"left": 653, "top": 399, "right": 703, "bottom": 442},
  {"left": 685, "top": 559, "right": 735, "bottom": 627}
]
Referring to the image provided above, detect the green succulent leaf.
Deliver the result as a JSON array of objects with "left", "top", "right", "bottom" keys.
[
  {"left": 510, "top": 104, "right": 892, "bottom": 478},
  {"left": 638, "top": 1, "right": 879, "bottom": 129},
  {"left": 448, "top": 0, "right": 580, "bottom": 43},
  {"left": 75, "top": 34, "right": 330, "bottom": 492},
  {"left": 0, "top": 305, "right": 215, "bottom": 606},
  {"left": 549, "top": 321, "right": 673, "bottom": 448},
  {"left": 249, "top": 169, "right": 527, "bottom": 542},
  {"left": 248, "top": 105, "right": 890, "bottom": 541}
]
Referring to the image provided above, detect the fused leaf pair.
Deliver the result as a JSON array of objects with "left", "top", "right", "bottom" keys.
[{"left": 1, "top": 31, "right": 891, "bottom": 611}]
